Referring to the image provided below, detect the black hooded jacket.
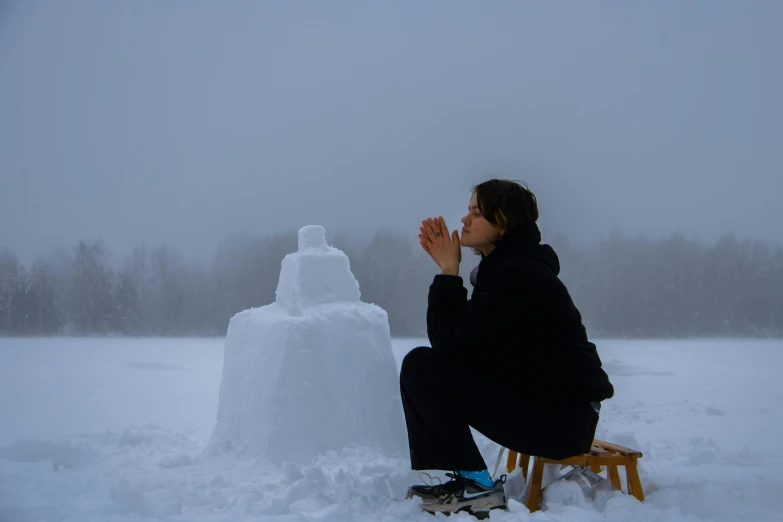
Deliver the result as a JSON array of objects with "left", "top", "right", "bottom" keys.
[{"left": 426, "top": 222, "right": 614, "bottom": 403}]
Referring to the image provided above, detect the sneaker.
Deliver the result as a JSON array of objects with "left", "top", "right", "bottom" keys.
[{"left": 419, "top": 473, "right": 507, "bottom": 519}]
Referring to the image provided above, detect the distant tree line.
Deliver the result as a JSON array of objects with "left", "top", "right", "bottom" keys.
[{"left": 0, "top": 230, "right": 781, "bottom": 338}]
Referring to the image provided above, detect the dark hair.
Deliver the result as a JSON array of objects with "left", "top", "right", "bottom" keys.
[{"left": 470, "top": 179, "right": 539, "bottom": 253}]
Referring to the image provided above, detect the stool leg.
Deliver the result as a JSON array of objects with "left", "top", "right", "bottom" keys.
[
  {"left": 520, "top": 454, "right": 530, "bottom": 482},
  {"left": 590, "top": 463, "right": 602, "bottom": 475},
  {"left": 608, "top": 465, "right": 622, "bottom": 491},
  {"left": 507, "top": 450, "right": 518, "bottom": 473},
  {"left": 625, "top": 460, "right": 644, "bottom": 502},
  {"left": 527, "top": 458, "right": 545, "bottom": 513}
]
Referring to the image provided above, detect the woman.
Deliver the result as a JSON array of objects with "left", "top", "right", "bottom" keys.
[{"left": 401, "top": 179, "right": 614, "bottom": 517}]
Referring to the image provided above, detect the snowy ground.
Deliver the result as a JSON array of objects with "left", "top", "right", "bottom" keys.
[{"left": 1, "top": 337, "right": 782, "bottom": 522}]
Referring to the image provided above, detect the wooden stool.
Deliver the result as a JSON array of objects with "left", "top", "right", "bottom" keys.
[{"left": 506, "top": 439, "right": 644, "bottom": 512}]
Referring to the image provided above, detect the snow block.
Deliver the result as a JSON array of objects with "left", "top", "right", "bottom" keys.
[{"left": 209, "top": 225, "right": 407, "bottom": 463}]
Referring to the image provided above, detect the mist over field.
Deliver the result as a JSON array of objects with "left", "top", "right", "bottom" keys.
[{"left": 1, "top": 1, "right": 781, "bottom": 338}]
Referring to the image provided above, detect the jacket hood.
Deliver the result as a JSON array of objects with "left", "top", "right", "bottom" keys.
[{"left": 481, "top": 222, "right": 561, "bottom": 276}]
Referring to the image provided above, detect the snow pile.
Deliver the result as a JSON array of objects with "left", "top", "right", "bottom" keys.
[{"left": 209, "top": 225, "right": 406, "bottom": 463}]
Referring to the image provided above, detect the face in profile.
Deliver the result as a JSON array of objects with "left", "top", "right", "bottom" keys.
[{"left": 460, "top": 192, "right": 504, "bottom": 255}]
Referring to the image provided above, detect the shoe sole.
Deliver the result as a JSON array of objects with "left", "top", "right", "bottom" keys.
[{"left": 420, "top": 494, "right": 507, "bottom": 519}]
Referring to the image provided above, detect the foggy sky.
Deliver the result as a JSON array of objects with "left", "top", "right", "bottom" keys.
[{"left": 1, "top": 0, "right": 781, "bottom": 265}]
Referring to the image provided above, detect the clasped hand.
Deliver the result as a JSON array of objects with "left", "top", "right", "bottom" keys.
[{"left": 419, "top": 217, "right": 461, "bottom": 275}]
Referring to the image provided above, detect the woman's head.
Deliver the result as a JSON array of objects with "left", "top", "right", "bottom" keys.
[{"left": 459, "top": 179, "right": 539, "bottom": 256}]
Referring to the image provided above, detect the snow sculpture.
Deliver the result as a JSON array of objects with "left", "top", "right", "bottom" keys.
[{"left": 209, "top": 225, "right": 407, "bottom": 463}]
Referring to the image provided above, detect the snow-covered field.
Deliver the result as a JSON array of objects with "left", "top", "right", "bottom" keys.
[{"left": 1, "top": 337, "right": 781, "bottom": 522}]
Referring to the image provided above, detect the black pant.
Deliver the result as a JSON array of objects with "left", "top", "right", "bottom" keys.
[{"left": 400, "top": 346, "right": 599, "bottom": 471}]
